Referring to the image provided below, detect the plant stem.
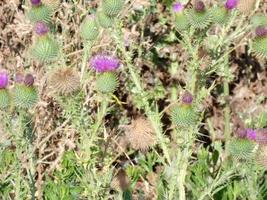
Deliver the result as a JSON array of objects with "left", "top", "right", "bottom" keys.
[
  {"left": 223, "top": 58, "right": 231, "bottom": 154},
  {"left": 80, "top": 41, "right": 92, "bottom": 81}
]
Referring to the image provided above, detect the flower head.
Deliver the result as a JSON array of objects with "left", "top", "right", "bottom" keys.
[
  {"left": 0, "top": 72, "right": 8, "bottom": 89},
  {"left": 15, "top": 73, "right": 24, "bottom": 83},
  {"left": 255, "top": 26, "right": 267, "bottom": 38},
  {"left": 90, "top": 54, "right": 120, "bottom": 72},
  {"left": 246, "top": 128, "right": 257, "bottom": 140},
  {"left": 24, "top": 74, "right": 35, "bottom": 86},
  {"left": 31, "top": 0, "right": 41, "bottom": 6},
  {"left": 195, "top": 1, "right": 205, "bottom": 12},
  {"left": 173, "top": 2, "right": 184, "bottom": 13},
  {"left": 34, "top": 22, "right": 49, "bottom": 36},
  {"left": 181, "top": 91, "right": 193, "bottom": 104},
  {"left": 225, "top": 0, "right": 239, "bottom": 10}
]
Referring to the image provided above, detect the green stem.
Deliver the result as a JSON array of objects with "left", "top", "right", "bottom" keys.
[
  {"left": 223, "top": 59, "right": 231, "bottom": 154},
  {"left": 80, "top": 41, "right": 92, "bottom": 82}
]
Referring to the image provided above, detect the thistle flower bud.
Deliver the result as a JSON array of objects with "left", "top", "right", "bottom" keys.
[
  {"left": 90, "top": 54, "right": 120, "bottom": 72},
  {"left": 31, "top": 0, "right": 41, "bottom": 6},
  {"left": 95, "top": 72, "right": 118, "bottom": 93},
  {"left": 15, "top": 73, "right": 24, "bottom": 83},
  {"left": 181, "top": 91, "right": 193, "bottom": 105},
  {"left": 228, "top": 138, "right": 256, "bottom": 161},
  {"left": 103, "top": 0, "right": 124, "bottom": 17},
  {"left": 225, "top": 0, "right": 239, "bottom": 10},
  {"left": 34, "top": 21, "right": 49, "bottom": 36},
  {"left": 246, "top": 128, "right": 257, "bottom": 140},
  {"left": 24, "top": 74, "right": 35, "bottom": 86},
  {"left": 255, "top": 26, "right": 267, "bottom": 38},
  {"left": 195, "top": 1, "right": 205, "bottom": 12},
  {"left": 173, "top": 2, "right": 183, "bottom": 13},
  {"left": 0, "top": 72, "right": 8, "bottom": 89},
  {"left": 13, "top": 85, "right": 38, "bottom": 109},
  {"left": 80, "top": 16, "right": 99, "bottom": 41}
]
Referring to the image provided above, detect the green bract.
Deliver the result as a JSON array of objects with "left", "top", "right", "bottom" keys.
[
  {"left": 170, "top": 104, "right": 197, "bottom": 127},
  {"left": 175, "top": 13, "right": 189, "bottom": 31},
  {"left": 185, "top": 9, "right": 212, "bottom": 29},
  {"left": 97, "top": 11, "right": 114, "bottom": 28},
  {"left": 80, "top": 17, "right": 99, "bottom": 41},
  {"left": 0, "top": 89, "right": 10, "bottom": 109},
  {"left": 12, "top": 85, "right": 38, "bottom": 109},
  {"left": 102, "top": 0, "right": 124, "bottom": 17},
  {"left": 27, "top": 5, "right": 53, "bottom": 24},
  {"left": 252, "top": 37, "right": 267, "bottom": 59},
  {"left": 229, "top": 139, "right": 256, "bottom": 161},
  {"left": 210, "top": 7, "right": 228, "bottom": 24},
  {"left": 31, "top": 35, "right": 59, "bottom": 63},
  {"left": 95, "top": 72, "right": 118, "bottom": 93}
]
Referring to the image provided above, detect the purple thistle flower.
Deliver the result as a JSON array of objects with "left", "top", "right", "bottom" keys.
[
  {"left": 173, "top": 2, "right": 184, "bottom": 13},
  {"left": 237, "top": 128, "right": 247, "bottom": 138},
  {"left": 0, "top": 72, "right": 8, "bottom": 89},
  {"left": 255, "top": 26, "right": 267, "bottom": 38},
  {"left": 255, "top": 129, "right": 267, "bottom": 144},
  {"left": 15, "top": 73, "right": 24, "bottom": 83},
  {"left": 225, "top": 0, "right": 239, "bottom": 10},
  {"left": 24, "top": 74, "right": 35, "bottom": 86},
  {"left": 90, "top": 54, "right": 120, "bottom": 72},
  {"left": 181, "top": 91, "right": 193, "bottom": 104},
  {"left": 31, "top": 0, "right": 41, "bottom": 6},
  {"left": 195, "top": 1, "right": 205, "bottom": 12},
  {"left": 34, "top": 22, "right": 49, "bottom": 36},
  {"left": 246, "top": 128, "right": 257, "bottom": 140}
]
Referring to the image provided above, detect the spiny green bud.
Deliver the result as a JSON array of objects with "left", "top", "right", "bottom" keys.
[
  {"left": 252, "top": 37, "right": 267, "bottom": 59},
  {"left": 251, "top": 14, "right": 267, "bottom": 27},
  {"left": 228, "top": 138, "right": 256, "bottom": 161},
  {"left": 80, "top": 16, "right": 99, "bottom": 41},
  {"left": 95, "top": 72, "right": 118, "bottom": 93},
  {"left": 31, "top": 35, "right": 59, "bottom": 63},
  {"left": 0, "top": 89, "right": 10, "bottom": 109},
  {"left": 97, "top": 11, "right": 114, "bottom": 28},
  {"left": 12, "top": 85, "right": 38, "bottom": 109},
  {"left": 210, "top": 6, "right": 228, "bottom": 24},
  {"left": 102, "top": 0, "right": 124, "bottom": 17},
  {"left": 175, "top": 14, "right": 189, "bottom": 31},
  {"left": 185, "top": 5, "right": 212, "bottom": 29},
  {"left": 170, "top": 104, "right": 197, "bottom": 127},
  {"left": 27, "top": 5, "right": 53, "bottom": 24}
]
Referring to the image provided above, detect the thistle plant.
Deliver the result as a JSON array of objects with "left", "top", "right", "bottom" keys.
[
  {"left": 80, "top": 16, "right": 99, "bottom": 41},
  {"left": 252, "top": 26, "right": 267, "bottom": 58},
  {"left": 31, "top": 22, "right": 59, "bottom": 62},
  {"left": 173, "top": 2, "right": 189, "bottom": 31}
]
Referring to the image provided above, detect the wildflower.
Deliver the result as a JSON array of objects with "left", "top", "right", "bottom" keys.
[
  {"left": 24, "top": 74, "right": 35, "bottom": 87},
  {"left": 15, "top": 73, "right": 25, "bottom": 83},
  {"left": 225, "top": 0, "right": 239, "bottom": 10},
  {"left": 34, "top": 21, "right": 49, "bottom": 36},
  {"left": 181, "top": 91, "right": 193, "bottom": 105},
  {"left": 173, "top": 2, "right": 183, "bottom": 13},
  {"left": 0, "top": 72, "right": 8, "bottom": 89},
  {"left": 90, "top": 54, "right": 120, "bottom": 72},
  {"left": 255, "top": 26, "right": 267, "bottom": 38},
  {"left": 31, "top": 0, "right": 41, "bottom": 6},
  {"left": 195, "top": 1, "right": 205, "bottom": 12},
  {"left": 246, "top": 128, "right": 257, "bottom": 140}
]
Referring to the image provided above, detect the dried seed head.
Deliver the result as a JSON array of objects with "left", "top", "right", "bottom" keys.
[
  {"left": 24, "top": 74, "right": 35, "bottom": 87},
  {"left": 255, "top": 26, "right": 267, "bottom": 38},
  {"left": 225, "top": 0, "right": 239, "bottom": 10},
  {"left": 124, "top": 117, "right": 156, "bottom": 151},
  {"left": 0, "top": 72, "right": 8, "bottom": 89},
  {"left": 34, "top": 21, "right": 49, "bottom": 36},
  {"left": 173, "top": 2, "right": 184, "bottom": 13},
  {"left": 49, "top": 67, "right": 80, "bottom": 95},
  {"left": 195, "top": 1, "right": 205, "bottom": 12}
]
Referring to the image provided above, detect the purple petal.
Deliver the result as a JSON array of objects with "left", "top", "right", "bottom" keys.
[
  {"left": 173, "top": 2, "right": 184, "bottom": 13},
  {"left": 0, "top": 72, "right": 8, "bottom": 89},
  {"left": 225, "top": 0, "right": 239, "bottom": 10},
  {"left": 90, "top": 54, "right": 120, "bottom": 72}
]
